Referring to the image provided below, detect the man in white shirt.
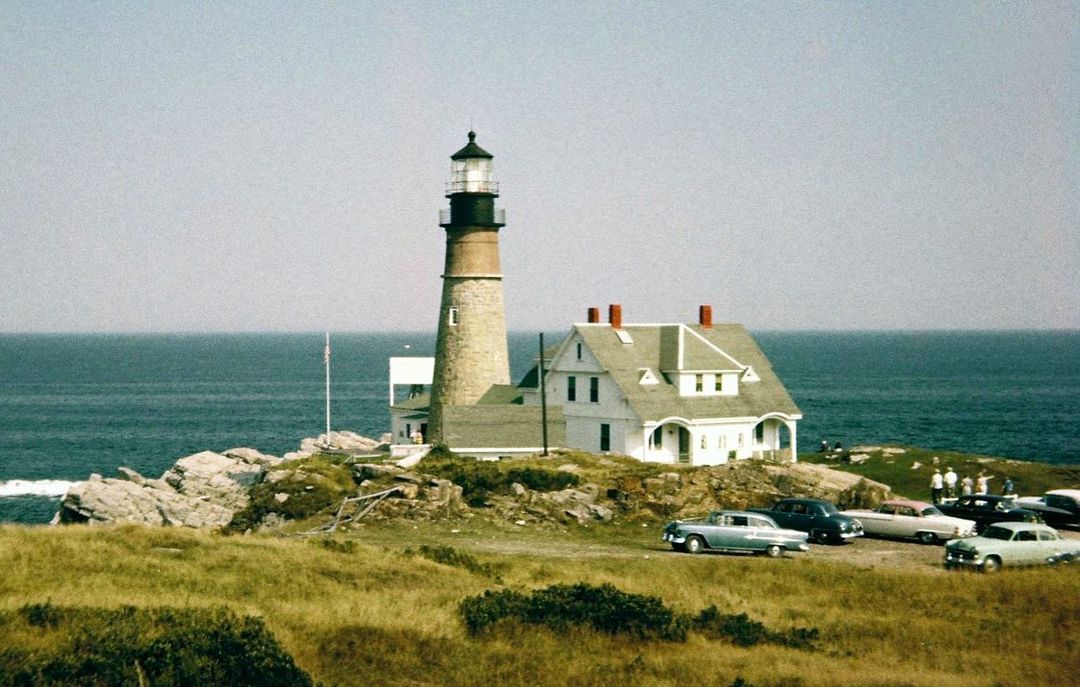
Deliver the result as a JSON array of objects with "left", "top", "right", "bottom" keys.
[
  {"left": 943, "top": 467, "right": 958, "bottom": 498},
  {"left": 930, "top": 469, "right": 944, "bottom": 504}
]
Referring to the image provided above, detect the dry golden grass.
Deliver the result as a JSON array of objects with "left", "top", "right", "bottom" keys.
[{"left": 1, "top": 521, "right": 1077, "bottom": 687}]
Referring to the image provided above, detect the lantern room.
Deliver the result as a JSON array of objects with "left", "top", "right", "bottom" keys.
[{"left": 447, "top": 131, "right": 498, "bottom": 196}]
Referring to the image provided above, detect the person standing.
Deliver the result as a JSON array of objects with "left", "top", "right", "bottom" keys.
[
  {"left": 943, "top": 467, "right": 958, "bottom": 499},
  {"left": 961, "top": 475, "right": 974, "bottom": 496},
  {"left": 930, "top": 468, "right": 944, "bottom": 504},
  {"left": 1002, "top": 477, "right": 1015, "bottom": 496},
  {"left": 976, "top": 472, "right": 991, "bottom": 495}
]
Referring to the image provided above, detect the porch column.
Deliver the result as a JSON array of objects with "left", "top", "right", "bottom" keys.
[{"left": 789, "top": 420, "right": 798, "bottom": 463}]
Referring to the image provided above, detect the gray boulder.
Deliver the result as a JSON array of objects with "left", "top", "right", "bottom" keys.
[{"left": 58, "top": 448, "right": 279, "bottom": 529}]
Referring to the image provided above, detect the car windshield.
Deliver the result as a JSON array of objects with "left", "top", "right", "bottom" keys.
[
  {"left": 982, "top": 526, "right": 1014, "bottom": 541},
  {"left": 920, "top": 506, "right": 943, "bottom": 516},
  {"left": 818, "top": 503, "right": 840, "bottom": 515}
]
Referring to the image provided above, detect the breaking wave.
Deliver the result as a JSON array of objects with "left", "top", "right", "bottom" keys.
[{"left": 0, "top": 480, "right": 77, "bottom": 498}]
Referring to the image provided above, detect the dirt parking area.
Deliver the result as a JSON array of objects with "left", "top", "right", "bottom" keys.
[{"left": 354, "top": 520, "right": 1080, "bottom": 576}]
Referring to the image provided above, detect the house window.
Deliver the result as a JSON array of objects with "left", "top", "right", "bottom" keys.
[
  {"left": 755, "top": 423, "right": 765, "bottom": 443},
  {"left": 700, "top": 435, "right": 707, "bottom": 449},
  {"left": 576, "top": 342, "right": 582, "bottom": 360},
  {"left": 600, "top": 423, "right": 611, "bottom": 452},
  {"left": 714, "top": 375, "right": 722, "bottom": 393},
  {"left": 567, "top": 376, "right": 576, "bottom": 402},
  {"left": 448, "top": 306, "right": 459, "bottom": 326},
  {"left": 589, "top": 376, "right": 599, "bottom": 403},
  {"left": 738, "top": 434, "right": 744, "bottom": 447},
  {"left": 695, "top": 375, "right": 704, "bottom": 392}
]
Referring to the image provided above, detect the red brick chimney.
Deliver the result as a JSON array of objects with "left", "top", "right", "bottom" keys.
[
  {"left": 587, "top": 307, "right": 600, "bottom": 324},
  {"left": 609, "top": 304, "right": 623, "bottom": 329},
  {"left": 699, "top": 304, "right": 713, "bottom": 329}
]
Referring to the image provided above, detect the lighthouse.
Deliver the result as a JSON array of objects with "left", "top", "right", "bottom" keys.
[{"left": 428, "top": 132, "right": 511, "bottom": 442}]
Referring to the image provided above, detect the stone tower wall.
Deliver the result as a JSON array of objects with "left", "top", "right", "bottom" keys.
[{"left": 429, "top": 274, "right": 510, "bottom": 440}]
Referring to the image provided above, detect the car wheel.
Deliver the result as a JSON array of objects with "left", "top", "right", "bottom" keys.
[
  {"left": 981, "top": 556, "right": 1001, "bottom": 573},
  {"left": 812, "top": 530, "right": 830, "bottom": 545},
  {"left": 764, "top": 544, "right": 783, "bottom": 558},
  {"left": 917, "top": 531, "right": 937, "bottom": 545},
  {"left": 685, "top": 535, "right": 705, "bottom": 555}
]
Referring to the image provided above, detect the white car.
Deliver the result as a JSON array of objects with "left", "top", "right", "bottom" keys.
[
  {"left": 944, "top": 522, "right": 1080, "bottom": 572},
  {"left": 842, "top": 499, "right": 976, "bottom": 544}
]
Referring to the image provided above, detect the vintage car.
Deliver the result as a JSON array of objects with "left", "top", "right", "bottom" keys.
[
  {"left": 936, "top": 494, "right": 1042, "bottom": 533},
  {"left": 1016, "top": 489, "right": 1080, "bottom": 529},
  {"left": 662, "top": 510, "right": 809, "bottom": 558},
  {"left": 943, "top": 522, "right": 1080, "bottom": 572},
  {"left": 748, "top": 498, "right": 864, "bottom": 544},
  {"left": 842, "top": 499, "right": 976, "bottom": 544}
]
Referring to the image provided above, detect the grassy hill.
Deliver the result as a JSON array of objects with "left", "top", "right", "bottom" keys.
[
  {"left": 1, "top": 447, "right": 1077, "bottom": 686},
  {"left": 799, "top": 445, "right": 1080, "bottom": 499}
]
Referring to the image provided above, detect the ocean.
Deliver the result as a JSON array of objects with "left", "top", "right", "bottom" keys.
[{"left": 1, "top": 330, "right": 1077, "bottom": 524}]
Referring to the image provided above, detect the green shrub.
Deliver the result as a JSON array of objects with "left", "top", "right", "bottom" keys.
[
  {"left": 0, "top": 603, "right": 313, "bottom": 686},
  {"left": 418, "top": 455, "right": 580, "bottom": 506},
  {"left": 691, "top": 606, "right": 818, "bottom": 650},
  {"left": 405, "top": 545, "right": 502, "bottom": 582},
  {"left": 460, "top": 586, "right": 819, "bottom": 650},
  {"left": 227, "top": 456, "right": 356, "bottom": 533},
  {"left": 459, "top": 583, "right": 686, "bottom": 640}
]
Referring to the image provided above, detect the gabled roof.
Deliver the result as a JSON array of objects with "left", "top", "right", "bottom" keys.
[
  {"left": 391, "top": 393, "right": 430, "bottom": 412},
  {"left": 566, "top": 323, "right": 801, "bottom": 422},
  {"left": 657, "top": 324, "right": 745, "bottom": 372}
]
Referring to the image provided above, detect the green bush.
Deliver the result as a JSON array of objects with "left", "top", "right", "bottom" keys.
[
  {"left": 418, "top": 455, "right": 580, "bottom": 506},
  {"left": 405, "top": 545, "right": 502, "bottom": 582},
  {"left": 1, "top": 603, "right": 314, "bottom": 686},
  {"left": 460, "top": 583, "right": 686, "bottom": 641},
  {"left": 459, "top": 586, "right": 819, "bottom": 650},
  {"left": 691, "top": 606, "right": 818, "bottom": 649},
  {"left": 227, "top": 456, "right": 356, "bottom": 533}
]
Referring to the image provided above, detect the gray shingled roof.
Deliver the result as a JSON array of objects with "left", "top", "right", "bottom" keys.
[
  {"left": 391, "top": 393, "right": 430, "bottom": 412},
  {"left": 572, "top": 323, "right": 801, "bottom": 421},
  {"left": 442, "top": 404, "right": 566, "bottom": 449}
]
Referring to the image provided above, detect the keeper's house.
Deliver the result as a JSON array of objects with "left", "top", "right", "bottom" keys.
[{"left": 516, "top": 304, "right": 801, "bottom": 465}]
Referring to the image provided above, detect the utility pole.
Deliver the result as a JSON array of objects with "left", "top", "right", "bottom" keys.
[{"left": 539, "top": 332, "right": 549, "bottom": 456}]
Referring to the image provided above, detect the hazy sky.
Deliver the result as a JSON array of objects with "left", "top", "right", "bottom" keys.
[{"left": 2, "top": 2, "right": 1077, "bottom": 332}]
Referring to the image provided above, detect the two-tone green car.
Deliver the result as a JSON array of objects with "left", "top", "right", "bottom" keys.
[
  {"left": 943, "top": 522, "right": 1080, "bottom": 572},
  {"left": 663, "top": 510, "right": 810, "bottom": 558}
]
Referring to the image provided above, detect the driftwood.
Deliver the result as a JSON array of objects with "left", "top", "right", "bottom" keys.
[{"left": 298, "top": 486, "right": 402, "bottom": 537}]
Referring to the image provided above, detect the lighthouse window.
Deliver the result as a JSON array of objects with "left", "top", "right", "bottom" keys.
[{"left": 448, "top": 306, "right": 459, "bottom": 326}]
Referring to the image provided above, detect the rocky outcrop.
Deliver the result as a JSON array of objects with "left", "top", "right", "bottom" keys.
[
  {"left": 58, "top": 448, "right": 282, "bottom": 528},
  {"left": 491, "top": 484, "right": 614, "bottom": 526},
  {"left": 281, "top": 432, "right": 387, "bottom": 462},
  {"left": 621, "top": 461, "right": 892, "bottom": 519}
]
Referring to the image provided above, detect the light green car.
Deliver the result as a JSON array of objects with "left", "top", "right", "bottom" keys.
[{"left": 943, "top": 522, "right": 1080, "bottom": 572}]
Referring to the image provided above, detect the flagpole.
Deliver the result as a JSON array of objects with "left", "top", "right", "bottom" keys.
[{"left": 324, "top": 332, "right": 331, "bottom": 444}]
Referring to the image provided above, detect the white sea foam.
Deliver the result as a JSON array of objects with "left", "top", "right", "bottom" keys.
[{"left": 0, "top": 479, "right": 78, "bottom": 498}]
